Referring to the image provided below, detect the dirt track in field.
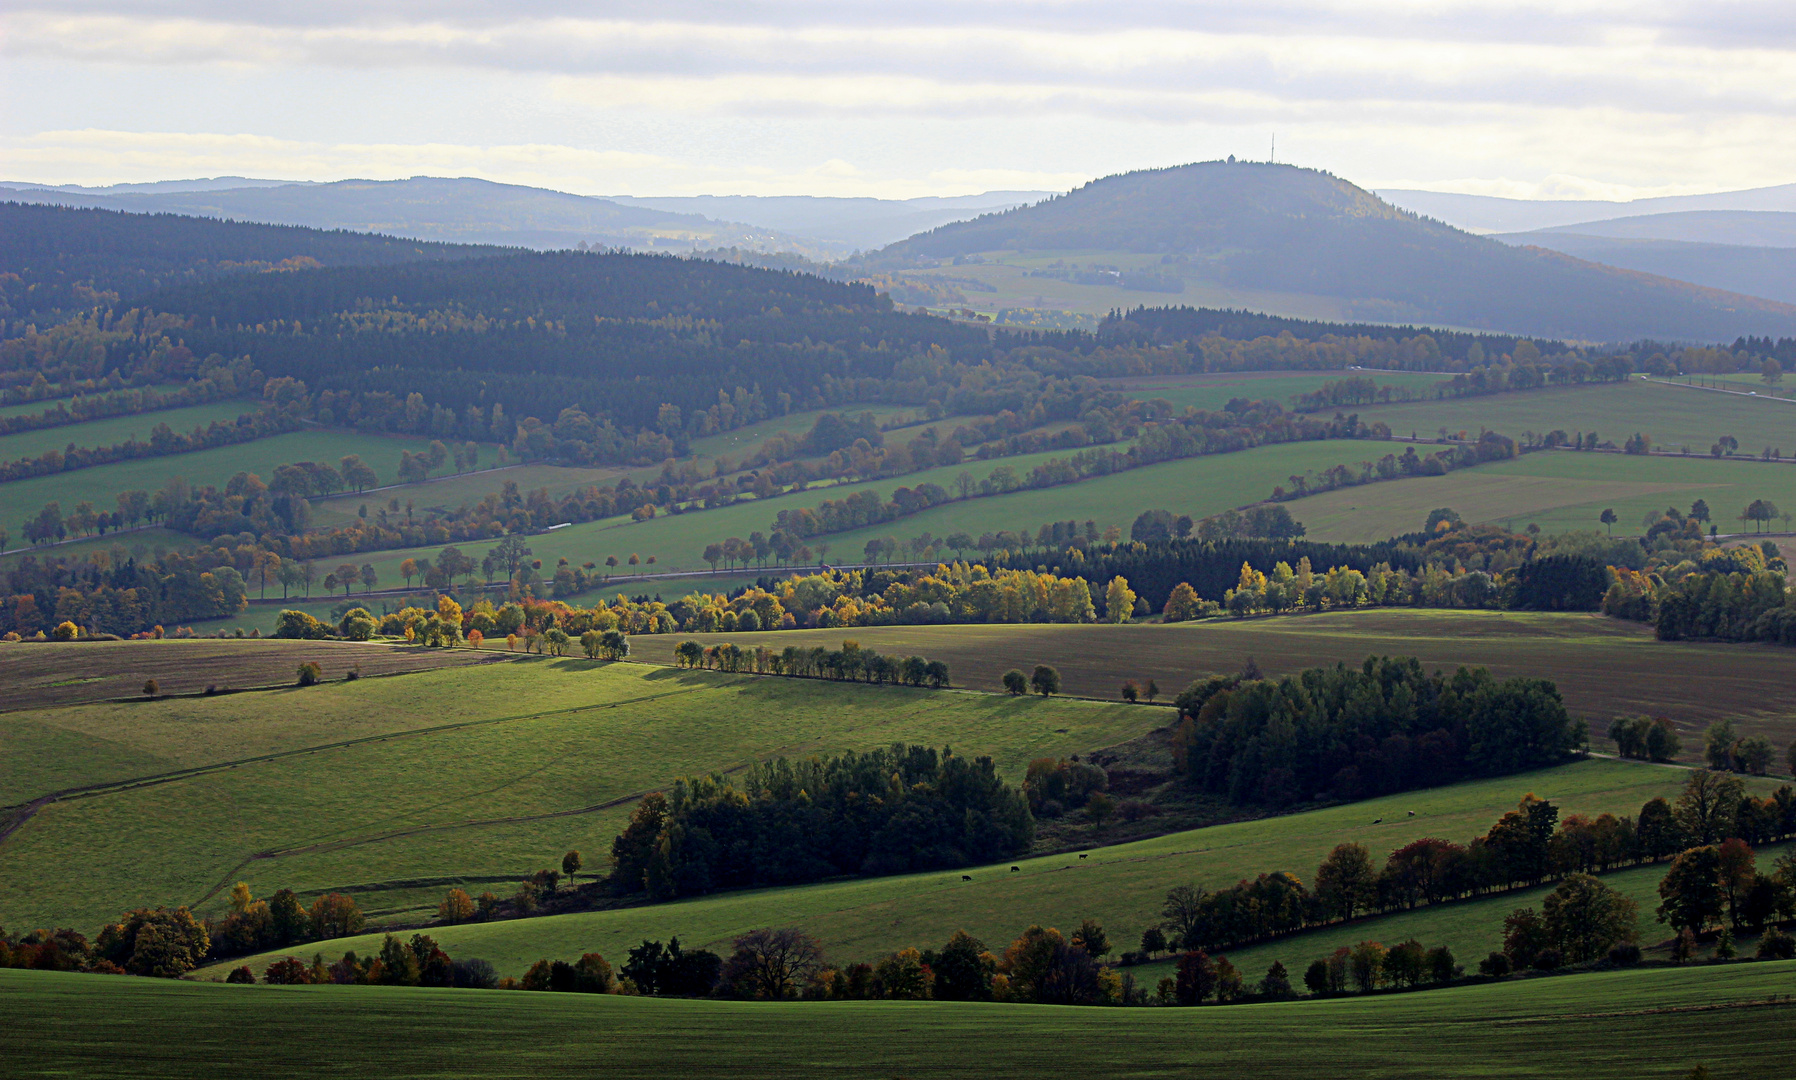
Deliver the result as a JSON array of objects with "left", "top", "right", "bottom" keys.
[{"left": 0, "top": 640, "right": 509, "bottom": 712}]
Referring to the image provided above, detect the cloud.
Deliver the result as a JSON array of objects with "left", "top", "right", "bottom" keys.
[{"left": 3, "top": 1, "right": 1794, "bottom": 197}]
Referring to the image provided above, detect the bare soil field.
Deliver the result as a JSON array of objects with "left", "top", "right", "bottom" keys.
[
  {"left": 627, "top": 609, "right": 1796, "bottom": 756},
  {"left": 0, "top": 640, "right": 510, "bottom": 712}
]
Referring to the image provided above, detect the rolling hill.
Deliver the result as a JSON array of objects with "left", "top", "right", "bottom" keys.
[
  {"left": 0, "top": 201, "right": 505, "bottom": 323},
  {"left": 0, "top": 177, "right": 818, "bottom": 257},
  {"left": 1378, "top": 182, "right": 1796, "bottom": 234},
  {"left": 1491, "top": 233, "right": 1796, "bottom": 305},
  {"left": 869, "top": 161, "right": 1796, "bottom": 341}
]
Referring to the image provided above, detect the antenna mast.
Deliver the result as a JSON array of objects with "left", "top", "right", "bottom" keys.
[{"left": 1271, "top": 133, "right": 1276, "bottom": 163}]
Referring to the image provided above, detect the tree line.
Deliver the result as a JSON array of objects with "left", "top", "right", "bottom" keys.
[{"left": 1171, "top": 656, "right": 1587, "bottom": 807}]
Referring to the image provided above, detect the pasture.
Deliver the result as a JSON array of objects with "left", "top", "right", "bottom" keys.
[
  {"left": 0, "top": 398, "right": 259, "bottom": 465},
  {"left": 628, "top": 608, "right": 1796, "bottom": 754},
  {"left": 803, "top": 439, "right": 1383, "bottom": 563},
  {"left": 0, "top": 656, "right": 1161, "bottom": 932},
  {"left": 10, "top": 961, "right": 1793, "bottom": 1079},
  {"left": 1288, "top": 444, "right": 1796, "bottom": 542},
  {"left": 0, "top": 384, "right": 190, "bottom": 421},
  {"left": 900, "top": 255, "right": 1362, "bottom": 321},
  {"left": 305, "top": 463, "right": 630, "bottom": 530},
  {"left": 259, "top": 434, "right": 1172, "bottom": 586},
  {"left": 201, "top": 756, "right": 1746, "bottom": 980},
  {"left": 0, "top": 429, "right": 482, "bottom": 530},
  {"left": 1362, "top": 376, "right": 1796, "bottom": 458}
]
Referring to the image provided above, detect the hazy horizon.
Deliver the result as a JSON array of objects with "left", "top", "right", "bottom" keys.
[{"left": 5, "top": 2, "right": 1794, "bottom": 202}]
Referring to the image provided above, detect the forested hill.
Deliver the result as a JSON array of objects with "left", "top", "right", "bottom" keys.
[
  {"left": 139, "top": 249, "right": 994, "bottom": 436},
  {"left": 869, "top": 161, "right": 1796, "bottom": 342},
  {"left": 0, "top": 202, "right": 505, "bottom": 324}
]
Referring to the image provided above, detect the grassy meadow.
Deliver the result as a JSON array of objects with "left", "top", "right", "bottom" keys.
[
  {"left": 0, "top": 429, "right": 485, "bottom": 531},
  {"left": 629, "top": 608, "right": 1796, "bottom": 753},
  {"left": 1362, "top": 376, "right": 1796, "bottom": 458},
  {"left": 199, "top": 756, "right": 1750, "bottom": 980},
  {"left": 0, "top": 656, "right": 1162, "bottom": 933},
  {"left": 11, "top": 961, "right": 1794, "bottom": 1079},
  {"left": 0, "top": 398, "right": 261, "bottom": 464},
  {"left": 1288, "top": 444, "right": 1796, "bottom": 543}
]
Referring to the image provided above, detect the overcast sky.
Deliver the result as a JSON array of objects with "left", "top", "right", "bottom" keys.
[{"left": 4, "top": 1, "right": 1794, "bottom": 199}]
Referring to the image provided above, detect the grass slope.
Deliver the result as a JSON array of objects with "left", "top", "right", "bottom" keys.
[
  {"left": 204, "top": 757, "right": 1748, "bottom": 980},
  {"left": 1290, "top": 444, "right": 1796, "bottom": 542},
  {"left": 629, "top": 609, "right": 1796, "bottom": 753},
  {"left": 0, "top": 658, "right": 1160, "bottom": 932},
  {"left": 0, "top": 429, "right": 485, "bottom": 532},
  {"left": 0, "top": 398, "right": 259, "bottom": 464},
  {"left": 9, "top": 961, "right": 1794, "bottom": 1079}
]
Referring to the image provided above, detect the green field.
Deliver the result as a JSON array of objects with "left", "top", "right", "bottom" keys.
[
  {"left": 901, "top": 254, "right": 1362, "bottom": 321},
  {"left": 1364, "top": 376, "right": 1796, "bottom": 458},
  {"left": 304, "top": 463, "right": 630, "bottom": 529},
  {"left": 1289, "top": 444, "right": 1796, "bottom": 543},
  {"left": 261, "top": 433, "right": 1190, "bottom": 588},
  {"left": 11, "top": 961, "right": 1794, "bottom": 1079},
  {"left": 0, "top": 525, "right": 197, "bottom": 564},
  {"left": 201, "top": 756, "right": 1747, "bottom": 981},
  {"left": 0, "top": 398, "right": 261, "bottom": 465},
  {"left": 808, "top": 439, "right": 1392, "bottom": 561},
  {"left": 0, "top": 429, "right": 485, "bottom": 530},
  {"left": 1103, "top": 369, "right": 1446, "bottom": 412},
  {"left": 0, "top": 657, "right": 1161, "bottom": 933}
]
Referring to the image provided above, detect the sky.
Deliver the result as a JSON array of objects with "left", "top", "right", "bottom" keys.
[{"left": 4, "top": 1, "right": 1795, "bottom": 200}]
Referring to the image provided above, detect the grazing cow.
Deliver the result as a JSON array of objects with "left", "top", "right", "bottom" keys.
[
  {"left": 1079, "top": 853, "right": 1088, "bottom": 860},
  {"left": 1408, "top": 810, "right": 1416, "bottom": 817},
  {"left": 1372, "top": 818, "right": 1382, "bottom": 824},
  {"left": 962, "top": 875, "right": 972, "bottom": 882},
  {"left": 1010, "top": 866, "right": 1020, "bottom": 872}
]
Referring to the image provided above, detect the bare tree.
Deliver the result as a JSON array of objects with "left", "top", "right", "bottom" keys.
[{"left": 719, "top": 927, "right": 825, "bottom": 999}]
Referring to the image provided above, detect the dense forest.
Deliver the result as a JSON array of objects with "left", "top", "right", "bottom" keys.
[
  {"left": 1171, "top": 657, "right": 1585, "bottom": 807},
  {"left": 0, "top": 202, "right": 503, "bottom": 325}
]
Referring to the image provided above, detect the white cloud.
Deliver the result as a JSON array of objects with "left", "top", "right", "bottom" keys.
[{"left": 2, "top": 1, "right": 1794, "bottom": 197}]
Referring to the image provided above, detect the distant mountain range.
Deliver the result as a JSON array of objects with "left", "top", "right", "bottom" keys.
[
  {"left": 1491, "top": 212, "right": 1796, "bottom": 305},
  {"left": 602, "top": 193, "right": 1046, "bottom": 251},
  {"left": 0, "top": 177, "right": 1042, "bottom": 257},
  {"left": 1378, "top": 184, "right": 1796, "bottom": 235},
  {"left": 867, "top": 161, "right": 1796, "bottom": 342}
]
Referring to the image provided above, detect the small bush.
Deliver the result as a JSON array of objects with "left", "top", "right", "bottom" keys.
[
  {"left": 1478, "top": 951, "right": 1511, "bottom": 977},
  {"left": 1531, "top": 948, "right": 1565, "bottom": 971},
  {"left": 53, "top": 621, "right": 80, "bottom": 641},
  {"left": 225, "top": 966, "right": 256, "bottom": 984},
  {"left": 345, "top": 665, "right": 361, "bottom": 681},
  {"left": 1757, "top": 927, "right": 1795, "bottom": 959},
  {"left": 1001, "top": 669, "right": 1028, "bottom": 695},
  {"left": 296, "top": 662, "right": 323, "bottom": 687},
  {"left": 142, "top": 678, "right": 159, "bottom": 698},
  {"left": 1607, "top": 943, "right": 1642, "bottom": 967},
  {"left": 204, "top": 684, "right": 218, "bottom": 696}
]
